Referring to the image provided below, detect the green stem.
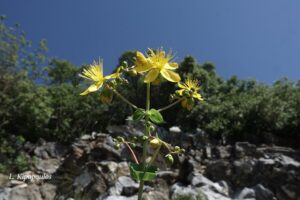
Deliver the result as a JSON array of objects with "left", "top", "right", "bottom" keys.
[
  {"left": 149, "top": 143, "right": 162, "bottom": 165},
  {"left": 157, "top": 98, "right": 183, "bottom": 112},
  {"left": 137, "top": 83, "right": 151, "bottom": 200},
  {"left": 111, "top": 89, "right": 138, "bottom": 109}
]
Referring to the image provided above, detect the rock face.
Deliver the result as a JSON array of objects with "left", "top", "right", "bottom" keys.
[{"left": 0, "top": 126, "right": 299, "bottom": 200}]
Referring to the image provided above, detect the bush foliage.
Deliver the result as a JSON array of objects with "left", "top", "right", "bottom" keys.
[{"left": 0, "top": 18, "right": 300, "bottom": 147}]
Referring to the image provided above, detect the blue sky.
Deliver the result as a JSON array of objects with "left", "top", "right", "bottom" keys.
[{"left": 2, "top": 0, "right": 300, "bottom": 84}]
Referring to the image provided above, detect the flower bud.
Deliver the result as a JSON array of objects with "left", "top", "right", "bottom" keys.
[
  {"left": 150, "top": 138, "right": 161, "bottom": 149},
  {"left": 114, "top": 143, "right": 120, "bottom": 150},
  {"left": 149, "top": 125, "right": 155, "bottom": 132},
  {"left": 165, "top": 154, "right": 174, "bottom": 165}
]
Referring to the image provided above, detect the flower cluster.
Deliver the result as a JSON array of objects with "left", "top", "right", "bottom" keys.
[{"left": 79, "top": 48, "right": 204, "bottom": 200}]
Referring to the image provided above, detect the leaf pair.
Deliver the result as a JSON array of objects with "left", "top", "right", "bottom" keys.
[
  {"left": 129, "top": 163, "right": 158, "bottom": 181},
  {"left": 132, "top": 108, "right": 164, "bottom": 124}
]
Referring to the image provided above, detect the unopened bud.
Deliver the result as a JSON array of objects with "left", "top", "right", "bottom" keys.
[
  {"left": 165, "top": 154, "right": 174, "bottom": 165},
  {"left": 150, "top": 138, "right": 161, "bottom": 149}
]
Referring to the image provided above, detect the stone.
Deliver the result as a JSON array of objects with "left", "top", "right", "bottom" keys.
[
  {"left": 277, "top": 155, "right": 300, "bottom": 168},
  {"left": 40, "top": 183, "right": 57, "bottom": 200},
  {"left": 0, "top": 188, "right": 11, "bottom": 200},
  {"left": 107, "top": 124, "right": 144, "bottom": 137},
  {"left": 280, "top": 185, "right": 297, "bottom": 200},
  {"left": 143, "top": 191, "right": 169, "bottom": 200},
  {"left": 252, "top": 184, "right": 275, "bottom": 200},
  {"left": 197, "top": 187, "right": 231, "bottom": 200},
  {"left": 189, "top": 174, "right": 214, "bottom": 187},
  {"left": 215, "top": 146, "right": 231, "bottom": 159},
  {"left": 234, "top": 187, "right": 255, "bottom": 199},
  {"left": 171, "top": 183, "right": 198, "bottom": 200},
  {"left": 35, "top": 158, "right": 60, "bottom": 174},
  {"left": 73, "top": 169, "right": 93, "bottom": 191},
  {"left": 0, "top": 174, "right": 9, "bottom": 187},
  {"left": 114, "top": 176, "right": 139, "bottom": 196},
  {"left": 103, "top": 195, "right": 137, "bottom": 200},
  {"left": 9, "top": 184, "right": 42, "bottom": 200},
  {"left": 235, "top": 142, "right": 256, "bottom": 158},
  {"left": 169, "top": 126, "right": 181, "bottom": 134},
  {"left": 34, "top": 142, "right": 67, "bottom": 159}
]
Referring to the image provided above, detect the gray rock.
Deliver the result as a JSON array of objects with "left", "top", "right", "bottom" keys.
[
  {"left": 0, "top": 174, "right": 9, "bottom": 187},
  {"left": 80, "top": 134, "right": 94, "bottom": 140},
  {"left": 114, "top": 176, "right": 139, "bottom": 196},
  {"left": 107, "top": 124, "right": 144, "bottom": 137},
  {"left": 252, "top": 184, "right": 276, "bottom": 200},
  {"left": 280, "top": 185, "right": 296, "bottom": 200},
  {"left": 235, "top": 142, "right": 256, "bottom": 158},
  {"left": 258, "top": 158, "right": 275, "bottom": 166},
  {"left": 73, "top": 169, "right": 93, "bottom": 191},
  {"left": 189, "top": 174, "right": 214, "bottom": 187},
  {"left": 234, "top": 187, "right": 255, "bottom": 199},
  {"left": 169, "top": 126, "right": 181, "bottom": 134},
  {"left": 103, "top": 196, "right": 137, "bottom": 200},
  {"left": 215, "top": 146, "right": 231, "bottom": 159},
  {"left": 35, "top": 158, "right": 60, "bottom": 174},
  {"left": 171, "top": 183, "right": 198, "bottom": 200},
  {"left": 197, "top": 187, "right": 231, "bottom": 200},
  {"left": 40, "top": 183, "right": 57, "bottom": 200},
  {"left": 9, "top": 184, "right": 42, "bottom": 200},
  {"left": 143, "top": 191, "right": 169, "bottom": 200},
  {"left": 0, "top": 188, "right": 11, "bottom": 200},
  {"left": 277, "top": 155, "right": 300, "bottom": 168},
  {"left": 34, "top": 142, "right": 66, "bottom": 159}
]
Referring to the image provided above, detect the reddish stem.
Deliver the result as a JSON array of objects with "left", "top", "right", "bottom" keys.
[{"left": 124, "top": 142, "right": 139, "bottom": 164}]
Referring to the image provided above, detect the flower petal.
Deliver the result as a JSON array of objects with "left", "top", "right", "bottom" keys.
[
  {"left": 134, "top": 64, "right": 152, "bottom": 73},
  {"left": 136, "top": 51, "right": 148, "bottom": 66},
  {"left": 193, "top": 93, "right": 203, "bottom": 101},
  {"left": 164, "top": 62, "right": 178, "bottom": 70},
  {"left": 80, "top": 82, "right": 103, "bottom": 95},
  {"left": 160, "top": 69, "right": 181, "bottom": 82},
  {"left": 177, "top": 89, "right": 185, "bottom": 96},
  {"left": 144, "top": 69, "right": 160, "bottom": 83},
  {"left": 178, "top": 82, "right": 186, "bottom": 89}
]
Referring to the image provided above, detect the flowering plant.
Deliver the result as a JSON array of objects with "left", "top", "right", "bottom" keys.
[{"left": 80, "top": 48, "right": 203, "bottom": 200}]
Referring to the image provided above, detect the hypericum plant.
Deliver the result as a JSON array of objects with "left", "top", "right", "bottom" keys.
[{"left": 79, "top": 48, "right": 203, "bottom": 200}]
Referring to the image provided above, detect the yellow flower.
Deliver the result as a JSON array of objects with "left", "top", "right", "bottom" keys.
[
  {"left": 79, "top": 59, "right": 118, "bottom": 95},
  {"left": 177, "top": 76, "right": 203, "bottom": 101},
  {"left": 134, "top": 48, "right": 181, "bottom": 83}
]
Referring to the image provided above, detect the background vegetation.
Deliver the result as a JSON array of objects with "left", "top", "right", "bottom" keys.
[{"left": 1, "top": 18, "right": 299, "bottom": 172}]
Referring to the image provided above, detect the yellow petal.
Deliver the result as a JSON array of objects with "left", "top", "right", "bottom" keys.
[
  {"left": 80, "top": 82, "right": 103, "bottom": 95},
  {"left": 105, "top": 72, "right": 118, "bottom": 79},
  {"left": 144, "top": 69, "right": 160, "bottom": 83},
  {"left": 177, "top": 89, "right": 185, "bottom": 96},
  {"left": 193, "top": 93, "right": 203, "bottom": 101},
  {"left": 178, "top": 82, "right": 186, "bottom": 89},
  {"left": 134, "top": 64, "right": 152, "bottom": 73},
  {"left": 136, "top": 51, "right": 148, "bottom": 66},
  {"left": 160, "top": 69, "right": 181, "bottom": 82},
  {"left": 164, "top": 62, "right": 178, "bottom": 70}
]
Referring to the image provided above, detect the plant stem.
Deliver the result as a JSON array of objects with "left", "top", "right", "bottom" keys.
[
  {"left": 157, "top": 98, "right": 183, "bottom": 112},
  {"left": 111, "top": 88, "right": 138, "bottom": 109},
  {"left": 137, "top": 83, "right": 151, "bottom": 200},
  {"left": 148, "top": 143, "right": 162, "bottom": 165},
  {"left": 124, "top": 142, "right": 139, "bottom": 164}
]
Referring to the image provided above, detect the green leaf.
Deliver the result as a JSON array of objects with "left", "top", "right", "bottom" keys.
[
  {"left": 148, "top": 109, "right": 164, "bottom": 124},
  {"left": 129, "top": 163, "right": 158, "bottom": 181},
  {"left": 132, "top": 108, "right": 146, "bottom": 121}
]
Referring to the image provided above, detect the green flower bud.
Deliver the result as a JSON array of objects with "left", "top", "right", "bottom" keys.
[
  {"left": 142, "top": 136, "right": 148, "bottom": 141},
  {"left": 165, "top": 154, "right": 174, "bottom": 165},
  {"left": 149, "top": 125, "right": 155, "bottom": 132},
  {"left": 114, "top": 143, "right": 120, "bottom": 150}
]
